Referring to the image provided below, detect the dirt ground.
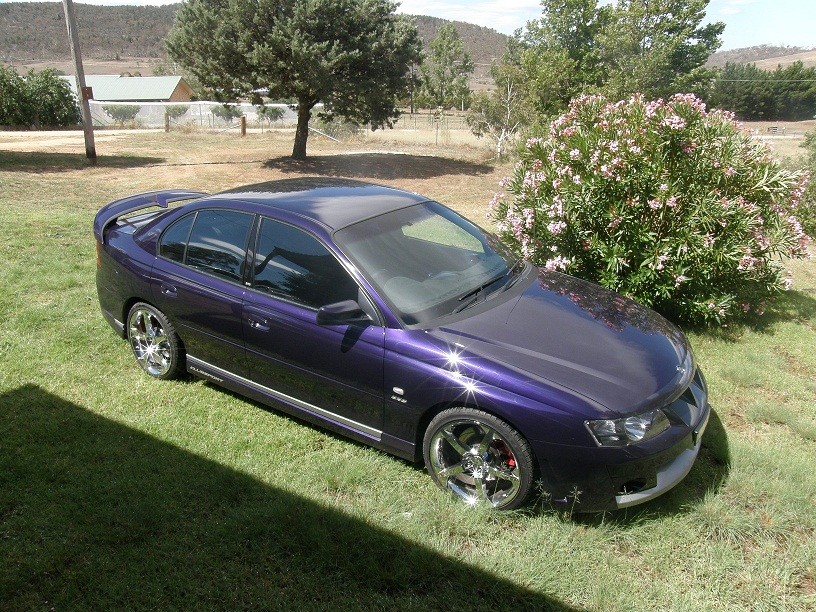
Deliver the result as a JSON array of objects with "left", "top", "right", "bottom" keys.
[{"left": 0, "top": 127, "right": 508, "bottom": 223}]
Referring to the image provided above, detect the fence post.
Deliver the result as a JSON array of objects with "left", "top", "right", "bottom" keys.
[
  {"left": 164, "top": 111, "right": 170, "bottom": 133},
  {"left": 240, "top": 115, "right": 247, "bottom": 137}
]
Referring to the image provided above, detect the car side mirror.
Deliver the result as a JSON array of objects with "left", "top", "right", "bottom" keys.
[{"left": 316, "top": 299, "right": 371, "bottom": 326}]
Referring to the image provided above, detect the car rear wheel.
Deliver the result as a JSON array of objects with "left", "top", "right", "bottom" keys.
[
  {"left": 126, "top": 303, "right": 182, "bottom": 380},
  {"left": 423, "top": 408, "right": 534, "bottom": 510}
]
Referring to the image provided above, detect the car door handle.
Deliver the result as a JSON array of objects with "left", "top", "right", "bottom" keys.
[
  {"left": 160, "top": 283, "right": 177, "bottom": 297},
  {"left": 247, "top": 317, "right": 270, "bottom": 331}
]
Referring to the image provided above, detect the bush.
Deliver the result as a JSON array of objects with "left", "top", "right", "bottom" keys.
[
  {"left": 491, "top": 93, "right": 812, "bottom": 325},
  {"left": 165, "top": 104, "right": 189, "bottom": 121},
  {"left": 799, "top": 131, "right": 816, "bottom": 239},
  {"left": 210, "top": 104, "right": 242, "bottom": 123},
  {"left": 103, "top": 105, "right": 141, "bottom": 126},
  {"left": 0, "top": 65, "right": 80, "bottom": 127}
]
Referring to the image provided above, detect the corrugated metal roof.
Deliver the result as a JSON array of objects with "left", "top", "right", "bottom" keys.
[{"left": 61, "top": 75, "right": 191, "bottom": 102}]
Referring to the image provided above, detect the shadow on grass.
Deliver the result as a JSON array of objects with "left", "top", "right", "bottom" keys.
[
  {"left": 568, "top": 408, "right": 732, "bottom": 529},
  {"left": 0, "top": 150, "right": 165, "bottom": 173},
  {"left": 0, "top": 385, "right": 571, "bottom": 610},
  {"left": 684, "top": 288, "right": 816, "bottom": 343},
  {"left": 263, "top": 152, "right": 494, "bottom": 180}
]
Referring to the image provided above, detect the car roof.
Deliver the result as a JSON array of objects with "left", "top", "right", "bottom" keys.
[{"left": 205, "top": 178, "right": 430, "bottom": 230}]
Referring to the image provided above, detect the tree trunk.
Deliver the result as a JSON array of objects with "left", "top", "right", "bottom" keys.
[{"left": 292, "top": 102, "right": 312, "bottom": 160}]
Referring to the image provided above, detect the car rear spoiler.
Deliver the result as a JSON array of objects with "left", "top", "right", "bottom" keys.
[{"left": 93, "top": 189, "right": 208, "bottom": 242}]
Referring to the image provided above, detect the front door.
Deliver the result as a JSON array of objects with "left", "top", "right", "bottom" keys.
[{"left": 242, "top": 217, "right": 385, "bottom": 435}]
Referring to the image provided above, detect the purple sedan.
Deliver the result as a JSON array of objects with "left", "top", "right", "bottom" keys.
[{"left": 94, "top": 178, "right": 710, "bottom": 511}]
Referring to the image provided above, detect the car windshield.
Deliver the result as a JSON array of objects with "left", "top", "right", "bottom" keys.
[{"left": 334, "top": 201, "right": 518, "bottom": 325}]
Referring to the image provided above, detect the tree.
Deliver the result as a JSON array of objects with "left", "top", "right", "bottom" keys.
[
  {"left": 166, "top": 0, "right": 422, "bottom": 159},
  {"left": 514, "top": 0, "right": 610, "bottom": 116},
  {"left": 596, "top": 0, "right": 723, "bottom": 100},
  {"left": 417, "top": 23, "right": 474, "bottom": 110},
  {"left": 708, "top": 61, "right": 816, "bottom": 121},
  {"left": 514, "top": 0, "right": 724, "bottom": 119},
  {"left": 210, "top": 103, "right": 242, "bottom": 123},
  {"left": 103, "top": 105, "right": 141, "bottom": 126},
  {"left": 466, "top": 62, "right": 531, "bottom": 158}
]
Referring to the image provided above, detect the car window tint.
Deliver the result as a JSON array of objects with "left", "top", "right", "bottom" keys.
[
  {"left": 185, "top": 210, "right": 253, "bottom": 282},
  {"left": 159, "top": 212, "right": 195, "bottom": 262},
  {"left": 252, "top": 218, "right": 358, "bottom": 308}
]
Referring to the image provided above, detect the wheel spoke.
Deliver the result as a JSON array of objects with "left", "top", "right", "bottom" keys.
[
  {"left": 474, "top": 476, "right": 491, "bottom": 503},
  {"left": 437, "top": 462, "right": 466, "bottom": 479},
  {"left": 440, "top": 426, "right": 468, "bottom": 455},
  {"left": 477, "top": 426, "right": 498, "bottom": 453}
]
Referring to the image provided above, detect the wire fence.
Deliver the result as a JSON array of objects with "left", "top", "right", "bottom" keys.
[
  {"left": 88, "top": 101, "right": 298, "bottom": 129},
  {"left": 87, "top": 101, "right": 472, "bottom": 133}
]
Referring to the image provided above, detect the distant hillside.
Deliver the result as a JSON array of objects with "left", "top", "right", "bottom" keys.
[
  {"left": 0, "top": 2, "right": 508, "bottom": 78},
  {"left": 707, "top": 45, "right": 816, "bottom": 68}
]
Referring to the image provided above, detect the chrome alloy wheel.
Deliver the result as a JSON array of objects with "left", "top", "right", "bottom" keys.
[
  {"left": 128, "top": 307, "right": 174, "bottom": 377},
  {"left": 427, "top": 417, "right": 526, "bottom": 509}
]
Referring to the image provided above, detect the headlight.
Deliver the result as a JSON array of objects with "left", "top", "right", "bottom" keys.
[{"left": 585, "top": 408, "right": 670, "bottom": 447}]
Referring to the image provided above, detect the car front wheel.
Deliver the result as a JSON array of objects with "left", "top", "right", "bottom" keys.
[
  {"left": 126, "top": 303, "right": 182, "bottom": 380},
  {"left": 423, "top": 408, "right": 534, "bottom": 510}
]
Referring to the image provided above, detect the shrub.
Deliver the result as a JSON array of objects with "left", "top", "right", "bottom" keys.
[
  {"left": 491, "top": 93, "right": 812, "bottom": 325},
  {"left": 210, "top": 104, "right": 242, "bottom": 123},
  {"left": 0, "top": 65, "right": 27, "bottom": 126},
  {"left": 164, "top": 104, "right": 189, "bottom": 121},
  {"left": 25, "top": 69, "right": 81, "bottom": 127},
  {"left": 0, "top": 65, "right": 79, "bottom": 127},
  {"left": 799, "top": 131, "right": 816, "bottom": 238},
  {"left": 103, "top": 105, "right": 141, "bottom": 126}
]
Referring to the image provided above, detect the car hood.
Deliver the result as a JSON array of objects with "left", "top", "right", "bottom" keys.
[{"left": 429, "top": 269, "right": 692, "bottom": 417}]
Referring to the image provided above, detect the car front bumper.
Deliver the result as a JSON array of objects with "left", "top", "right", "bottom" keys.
[{"left": 532, "top": 385, "right": 711, "bottom": 512}]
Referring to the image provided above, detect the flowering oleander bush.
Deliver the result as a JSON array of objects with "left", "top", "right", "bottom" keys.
[{"left": 491, "top": 93, "right": 812, "bottom": 325}]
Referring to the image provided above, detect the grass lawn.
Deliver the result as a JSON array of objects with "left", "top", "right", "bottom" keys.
[{"left": 1, "top": 128, "right": 814, "bottom": 610}]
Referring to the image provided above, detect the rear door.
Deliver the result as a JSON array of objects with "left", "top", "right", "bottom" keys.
[{"left": 150, "top": 208, "right": 254, "bottom": 377}]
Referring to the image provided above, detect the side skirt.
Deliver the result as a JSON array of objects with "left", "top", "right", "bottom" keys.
[{"left": 186, "top": 354, "right": 383, "bottom": 440}]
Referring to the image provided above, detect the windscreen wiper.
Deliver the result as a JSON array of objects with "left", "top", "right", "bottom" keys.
[{"left": 452, "top": 273, "right": 506, "bottom": 314}]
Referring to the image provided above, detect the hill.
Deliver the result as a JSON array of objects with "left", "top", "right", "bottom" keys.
[
  {"left": 707, "top": 45, "right": 816, "bottom": 69},
  {"left": 0, "top": 2, "right": 507, "bottom": 81}
]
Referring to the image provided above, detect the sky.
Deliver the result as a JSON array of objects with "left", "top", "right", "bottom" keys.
[{"left": 2, "top": 0, "right": 814, "bottom": 52}]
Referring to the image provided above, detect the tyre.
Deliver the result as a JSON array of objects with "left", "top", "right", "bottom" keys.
[
  {"left": 423, "top": 407, "right": 534, "bottom": 510},
  {"left": 126, "top": 302, "right": 183, "bottom": 380}
]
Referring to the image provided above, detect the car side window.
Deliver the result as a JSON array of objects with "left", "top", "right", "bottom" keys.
[
  {"left": 159, "top": 213, "right": 195, "bottom": 263},
  {"left": 252, "top": 218, "right": 358, "bottom": 309},
  {"left": 159, "top": 209, "right": 253, "bottom": 283}
]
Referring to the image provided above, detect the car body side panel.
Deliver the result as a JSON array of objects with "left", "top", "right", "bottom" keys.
[
  {"left": 150, "top": 257, "right": 249, "bottom": 378},
  {"left": 243, "top": 293, "right": 386, "bottom": 431}
]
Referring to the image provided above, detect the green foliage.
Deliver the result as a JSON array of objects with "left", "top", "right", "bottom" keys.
[
  {"left": 708, "top": 61, "right": 816, "bottom": 121},
  {"left": 596, "top": 0, "right": 723, "bottom": 100},
  {"left": 103, "top": 104, "right": 141, "bottom": 126},
  {"left": 164, "top": 104, "right": 189, "bottom": 120},
  {"left": 798, "top": 131, "right": 816, "bottom": 238},
  {"left": 514, "top": 0, "right": 723, "bottom": 119},
  {"left": 210, "top": 104, "right": 242, "bottom": 123},
  {"left": 417, "top": 23, "right": 474, "bottom": 110},
  {"left": 492, "top": 93, "right": 812, "bottom": 325},
  {"left": 255, "top": 104, "right": 285, "bottom": 125},
  {"left": 166, "top": 0, "right": 422, "bottom": 159},
  {"left": 466, "top": 62, "right": 531, "bottom": 158},
  {"left": 513, "top": 0, "right": 608, "bottom": 117},
  {"left": 0, "top": 65, "right": 79, "bottom": 127},
  {"left": 0, "top": 64, "right": 27, "bottom": 126}
]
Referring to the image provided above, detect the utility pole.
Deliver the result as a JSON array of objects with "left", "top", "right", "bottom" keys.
[{"left": 62, "top": 0, "right": 96, "bottom": 164}]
